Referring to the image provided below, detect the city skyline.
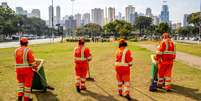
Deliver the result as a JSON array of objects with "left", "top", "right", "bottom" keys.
[{"left": 3, "top": 0, "right": 200, "bottom": 23}]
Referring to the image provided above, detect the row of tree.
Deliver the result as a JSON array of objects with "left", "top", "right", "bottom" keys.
[
  {"left": 0, "top": 6, "right": 51, "bottom": 39},
  {"left": 75, "top": 18, "right": 170, "bottom": 38},
  {"left": 75, "top": 11, "right": 200, "bottom": 38}
]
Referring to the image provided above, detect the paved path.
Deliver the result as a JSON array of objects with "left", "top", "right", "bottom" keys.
[
  {"left": 138, "top": 44, "right": 201, "bottom": 69},
  {"left": 0, "top": 38, "right": 61, "bottom": 48}
]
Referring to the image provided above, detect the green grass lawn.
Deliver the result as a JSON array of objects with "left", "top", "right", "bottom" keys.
[{"left": 0, "top": 42, "right": 201, "bottom": 101}]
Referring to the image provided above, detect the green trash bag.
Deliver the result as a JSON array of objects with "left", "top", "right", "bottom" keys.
[
  {"left": 149, "top": 55, "right": 158, "bottom": 92},
  {"left": 31, "top": 59, "right": 48, "bottom": 92}
]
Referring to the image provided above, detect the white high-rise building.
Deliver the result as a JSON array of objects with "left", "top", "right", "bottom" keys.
[
  {"left": 117, "top": 12, "right": 122, "bottom": 20},
  {"left": 16, "top": 7, "right": 27, "bottom": 15},
  {"left": 49, "top": 5, "right": 54, "bottom": 27},
  {"left": 153, "top": 16, "right": 160, "bottom": 25},
  {"left": 125, "top": 5, "right": 135, "bottom": 25},
  {"left": 56, "top": 6, "right": 61, "bottom": 24},
  {"left": 108, "top": 7, "right": 115, "bottom": 22},
  {"left": 146, "top": 8, "right": 153, "bottom": 17},
  {"left": 82, "top": 13, "right": 90, "bottom": 25},
  {"left": 1, "top": 2, "right": 8, "bottom": 8},
  {"left": 31, "top": 9, "right": 40, "bottom": 18},
  {"left": 75, "top": 13, "right": 82, "bottom": 27},
  {"left": 91, "top": 8, "right": 104, "bottom": 26},
  {"left": 183, "top": 14, "right": 189, "bottom": 27}
]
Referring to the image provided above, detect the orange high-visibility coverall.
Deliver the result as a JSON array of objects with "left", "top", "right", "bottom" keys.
[
  {"left": 15, "top": 46, "right": 36, "bottom": 101},
  {"left": 156, "top": 38, "right": 176, "bottom": 90},
  {"left": 74, "top": 46, "right": 92, "bottom": 88},
  {"left": 115, "top": 47, "right": 133, "bottom": 95}
]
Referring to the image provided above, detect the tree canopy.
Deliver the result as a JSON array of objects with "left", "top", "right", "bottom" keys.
[{"left": 103, "top": 20, "right": 132, "bottom": 37}]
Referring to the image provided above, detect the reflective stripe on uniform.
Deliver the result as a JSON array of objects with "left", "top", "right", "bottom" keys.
[
  {"left": 24, "top": 92, "right": 31, "bottom": 98},
  {"left": 15, "top": 48, "right": 31, "bottom": 68},
  {"left": 124, "top": 87, "right": 129, "bottom": 91},
  {"left": 81, "top": 78, "right": 86, "bottom": 81},
  {"left": 74, "top": 47, "right": 87, "bottom": 61},
  {"left": 115, "top": 49, "right": 130, "bottom": 66},
  {"left": 165, "top": 82, "right": 172, "bottom": 86},
  {"left": 165, "top": 77, "right": 171, "bottom": 81},
  {"left": 158, "top": 40, "right": 176, "bottom": 55},
  {"left": 118, "top": 82, "right": 123, "bottom": 85},
  {"left": 124, "top": 82, "right": 130, "bottom": 86},
  {"left": 158, "top": 78, "right": 164, "bottom": 81}
]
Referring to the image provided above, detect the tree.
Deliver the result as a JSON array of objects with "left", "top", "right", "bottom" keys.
[
  {"left": 0, "top": 6, "right": 17, "bottom": 38},
  {"left": 135, "top": 16, "right": 153, "bottom": 35},
  {"left": 75, "top": 23, "right": 103, "bottom": 37},
  {"left": 103, "top": 20, "right": 132, "bottom": 38},
  {"left": 155, "top": 23, "right": 170, "bottom": 35},
  {"left": 187, "top": 12, "right": 201, "bottom": 27},
  {"left": 0, "top": 6, "right": 51, "bottom": 40}
]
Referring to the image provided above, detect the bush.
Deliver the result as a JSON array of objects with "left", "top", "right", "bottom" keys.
[
  {"left": 129, "top": 38, "right": 138, "bottom": 42},
  {"left": 66, "top": 38, "right": 90, "bottom": 42}
]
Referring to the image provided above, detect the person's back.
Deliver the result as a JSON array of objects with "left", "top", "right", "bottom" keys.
[
  {"left": 159, "top": 38, "right": 176, "bottom": 61},
  {"left": 15, "top": 37, "right": 36, "bottom": 101},
  {"left": 73, "top": 38, "right": 92, "bottom": 93}
]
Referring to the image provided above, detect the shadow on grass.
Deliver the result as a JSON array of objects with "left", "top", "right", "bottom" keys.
[
  {"left": 33, "top": 91, "right": 59, "bottom": 101},
  {"left": 172, "top": 84, "right": 201, "bottom": 101},
  {"left": 80, "top": 90, "right": 138, "bottom": 101}
]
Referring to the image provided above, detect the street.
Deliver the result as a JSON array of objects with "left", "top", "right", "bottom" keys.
[{"left": 0, "top": 38, "right": 61, "bottom": 48}]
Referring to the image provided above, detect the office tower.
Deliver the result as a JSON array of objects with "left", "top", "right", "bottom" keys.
[
  {"left": 56, "top": 6, "right": 61, "bottom": 24},
  {"left": 125, "top": 5, "right": 135, "bottom": 25},
  {"left": 91, "top": 8, "right": 104, "bottom": 26},
  {"left": 108, "top": 7, "right": 115, "bottom": 22}
]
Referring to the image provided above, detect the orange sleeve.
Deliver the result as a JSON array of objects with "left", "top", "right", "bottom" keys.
[
  {"left": 27, "top": 49, "right": 35, "bottom": 64},
  {"left": 85, "top": 47, "right": 92, "bottom": 59},
  {"left": 74, "top": 47, "right": 77, "bottom": 57},
  {"left": 126, "top": 50, "right": 133, "bottom": 64},
  {"left": 159, "top": 41, "right": 166, "bottom": 52}
]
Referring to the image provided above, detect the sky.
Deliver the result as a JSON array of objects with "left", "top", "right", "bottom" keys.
[{"left": 2, "top": 0, "right": 201, "bottom": 24}]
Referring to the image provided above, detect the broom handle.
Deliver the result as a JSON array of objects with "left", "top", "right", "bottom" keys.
[{"left": 88, "top": 67, "right": 91, "bottom": 78}]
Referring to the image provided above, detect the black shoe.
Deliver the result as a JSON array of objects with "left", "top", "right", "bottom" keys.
[
  {"left": 28, "top": 98, "right": 33, "bottom": 101},
  {"left": 76, "top": 86, "right": 80, "bottom": 93},
  {"left": 125, "top": 94, "right": 131, "bottom": 100},
  {"left": 119, "top": 94, "right": 123, "bottom": 96},
  {"left": 17, "top": 96, "right": 22, "bottom": 101}
]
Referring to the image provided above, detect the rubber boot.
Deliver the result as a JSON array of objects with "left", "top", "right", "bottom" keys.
[
  {"left": 149, "top": 81, "right": 157, "bottom": 92},
  {"left": 76, "top": 86, "right": 80, "bottom": 93},
  {"left": 118, "top": 90, "right": 123, "bottom": 96},
  {"left": 125, "top": 94, "right": 131, "bottom": 100},
  {"left": 17, "top": 96, "right": 23, "bottom": 101}
]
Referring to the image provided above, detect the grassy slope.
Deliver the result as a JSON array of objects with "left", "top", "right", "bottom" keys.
[
  {"left": 176, "top": 43, "right": 201, "bottom": 57},
  {"left": 139, "top": 41, "right": 201, "bottom": 57},
  {"left": 0, "top": 42, "right": 201, "bottom": 101}
]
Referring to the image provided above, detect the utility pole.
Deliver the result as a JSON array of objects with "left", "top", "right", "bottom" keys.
[
  {"left": 70, "top": 0, "right": 75, "bottom": 37},
  {"left": 52, "top": 0, "right": 54, "bottom": 43}
]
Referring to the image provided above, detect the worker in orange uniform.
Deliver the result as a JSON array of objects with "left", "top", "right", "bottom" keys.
[
  {"left": 155, "top": 32, "right": 176, "bottom": 91},
  {"left": 114, "top": 39, "right": 133, "bottom": 100},
  {"left": 74, "top": 38, "right": 92, "bottom": 92},
  {"left": 15, "top": 37, "right": 37, "bottom": 101}
]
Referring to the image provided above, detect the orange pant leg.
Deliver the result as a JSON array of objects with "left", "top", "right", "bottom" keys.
[
  {"left": 122, "top": 68, "right": 130, "bottom": 95},
  {"left": 16, "top": 72, "right": 25, "bottom": 97},
  {"left": 158, "top": 62, "right": 166, "bottom": 86},
  {"left": 24, "top": 70, "right": 33, "bottom": 101},
  {"left": 116, "top": 67, "right": 130, "bottom": 95},
  {"left": 75, "top": 63, "right": 88, "bottom": 87},
  {"left": 164, "top": 63, "right": 173, "bottom": 90}
]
